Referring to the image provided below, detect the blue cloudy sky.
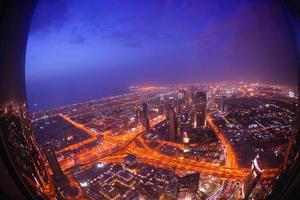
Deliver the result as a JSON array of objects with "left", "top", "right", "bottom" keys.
[{"left": 25, "top": 0, "right": 298, "bottom": 111}]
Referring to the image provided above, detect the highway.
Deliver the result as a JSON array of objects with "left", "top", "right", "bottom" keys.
[
  {"left": 54, "top": 113, "right": 279, "bottom": 182},
  {"left": 206, "top": 112, "right": 238, "bottom": 168}
]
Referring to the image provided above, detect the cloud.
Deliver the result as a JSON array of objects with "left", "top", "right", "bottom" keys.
[
  {"left": 30, "top": 0, "right": 70, "bottom": 34},
  {"left": 69, "top": 34, "right": 86, "bottom": 44}
]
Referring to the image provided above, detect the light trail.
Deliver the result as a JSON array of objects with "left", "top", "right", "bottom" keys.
[
  {"left": 206, "top": 112, "right": 238, "bottom": 168},
  {"left": 56, "top": 113, "right": 278, "bottom": 183}
]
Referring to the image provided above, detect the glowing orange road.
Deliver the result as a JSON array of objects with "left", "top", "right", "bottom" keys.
[
  {"left": 87, "top": 151, "right": 278, "bottom": 180},
  {"left": 57, "top": 114, "right": 103, "bottom": 154},
  {"left": 58, "top": 132, "right": 278, "bottom": 181},
  {"left": 206, "top": 112, "right": 238, "bottom": 168},
  {"left": 59, "top": 114, "right": 98, "bottom": 137},
  {"left": 57, "top": 115, "right": 166, "bottom": 167},
  {"left": 57, "top": 113, "right": 278, "bottom": 182}
]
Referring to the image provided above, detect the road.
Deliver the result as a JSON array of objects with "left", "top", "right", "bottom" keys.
[
  {"left": 53, "top": 113, "right": 278, "bottom": 182},
  {"left": 206, "top": 112, "right": 238, "bottom": 168}
]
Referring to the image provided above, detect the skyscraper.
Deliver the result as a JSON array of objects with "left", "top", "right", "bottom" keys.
[
  {"left": 222, "top": 95, "right": 227, "bottom": 112},
  {"left": 168, "top": 106, "right": 178, "bottom": 141},
  {"left": 178, "top": 89, "right": 187, "bottom": 105},
  {"left": 190, "top": 86, "right": 196, "bottom": 104},
  {"left": 142, "top": 103, "right": 150, "bottom": 133},
  {"left": 43, "top": 143, "right": 66, "bottom": 184},
  {"left": 194, "top": 91, "right": 207, "bottom": 128},
  {"left": 123, "top": 117, "right": 129, "bottom": 131},
  {"left": 158, "top": 103, "right": 164, "bottom": 116},
  {"left": 0, "top": 102, "right": 56, "bottom": 198},
  {"left": 135, "top": 106, "right": 141, "bottom": 125},
  {"left": 243, "top": 155, "right": 262, "bottom": 199},
  {"left": 177, "top": 172, "right": 200, "bottom": 199}
]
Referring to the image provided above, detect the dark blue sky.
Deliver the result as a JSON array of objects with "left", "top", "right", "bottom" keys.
[{"left": 25, "top": 0, "right": 298, "bottom": 111}]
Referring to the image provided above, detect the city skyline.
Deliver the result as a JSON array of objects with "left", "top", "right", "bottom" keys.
[
  {"left": 25, "top": 0, "right": 298, "bottom": 111},
  {"left": 27, "top": 82, "right": 298, "bottom": 199}
]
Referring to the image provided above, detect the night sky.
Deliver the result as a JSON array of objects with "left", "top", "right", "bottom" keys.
[{"left": 25, "top": 0, "right": 298, "bottom": 111}]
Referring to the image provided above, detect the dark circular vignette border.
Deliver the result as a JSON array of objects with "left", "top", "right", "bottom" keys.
[
  {"left": 0, "top": 0, "right": 299, "bottom": 200},
  {"left": 267, "top": 1, "right": 300, "bottom": 200}
]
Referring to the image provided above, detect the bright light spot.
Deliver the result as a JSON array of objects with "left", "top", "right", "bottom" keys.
[
  {"left": 97, "top": 163, "right": 105, "bottom": 168},
  {"left": 184, "top": 195, "right": 192, "bottom": 200},
  {"left": 80, "top": 182, "right": 88, "bottom": 187},
  {"left": 183, "top": 137, "right": 190, "bottom": 143},
  {"left": 288, "top": 91, "right": 295, "bottom": 98}
]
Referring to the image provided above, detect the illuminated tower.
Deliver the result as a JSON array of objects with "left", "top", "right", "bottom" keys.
[
  {"left": 0, "top": 102, "right": 56, "bottom": 198},
  {"left": 194, "top": 91, "right": 207, "bottom": 128},
  {"left": 190, "top": 86, "right": 196, "bottom": 104},
  {"left": 182, "top": 132, "right": 191, "bottom": 153},
  {"left": 243, "top": 155, "right": 262, "bottom": 199},
  {"left": 158, "top": 104, "right": 164, "bottom": 115},
  {"left": 43, "top": 143, "right": 66, "bottom": 184},
  {"left": 135, "top": 106, "right": 141, "bottom": 125},
  {"left": 178, "top": 89, "right": 187, "bottom": 106},
  {"left": 178, "top": 172, "right": 200, "bottom": 199},
  {"left": 222, "top": 95, "right": 227, "bottom": 112},
  {"left": 159, "top": 96, "right": 165, "bottom": 115},
  {"left": 123, "top": 117, "right": 129, "bottom": 131},
  {"left": 142, "top": 103, "right": 150, "bottom": 133},
  {"left": 168, "top": 107, "right": 178, "bottom": 141}
]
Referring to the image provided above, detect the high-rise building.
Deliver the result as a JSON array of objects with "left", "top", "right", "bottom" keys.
[
  {"left": 190, "top": 86, "right": 196, "bottom": 104},
  {"left": 0, "top": 102, "right": 56, "bottom": 198},
  {"left": 142, "top": 103, "right": 149, "bottom": 120},
  {"left": 168, "top": 107, "right": 178, "bottom": 141},
  {"left": 182, "top": 132, "right": 191, "bottom": 153},
  {"left": 177, "top": 172, "right": 200, "bottom": 199},
  {"left": 43, "top": 143, "right": 67, "bottom": 184},
  {"left": 177, "top": 116, "right": 182, "bottom": 139},
  {"left": 158, "top": 104, "right": 164, "bottom": 115},
  {"left": 122, "top": 117, "right": 129, "bottom": 131},
  {"left": 243, "top": 155, "right": 262, "bottom": 199},
  {"left": 177, "top": 90, "right": 187, "bottom": 116},
  {"left": 124, "top": 154, "right": 137, "bottom": 168},
  {"left": 222, "top": 95, "right": 227, "bottom": 112},
  {"left": 215, "top": 96, "right": 227, "bottom": 113},
  {"left": 142, "top": 103, "right": 150, "bottom": 133},
  {"left": 178, "top": 89, "right": 187, "bottom": 105},
  {"left": 135, "top": 106, "right": 141, "bottom": 125},
  {"left": 194, "top": 91, "right": 207, "bottom": 128}
]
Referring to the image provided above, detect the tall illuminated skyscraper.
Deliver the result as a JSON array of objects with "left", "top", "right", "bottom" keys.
[
  {"left": 178, "top": 89, "right": 187, "bottom": 105},
  {"left": 194, "top": 91, "right": 207, "bottom": 128},
  {"left": 43, "top": 143, "right": 66, "bottom": 184},
  {"left": 168, "top": 106, "right": 178, "bottom": 141},
  {"left": 243, "top": 155, "right": 263, "bottom": 199},
  {"left": 142, "top": 103, "right": 150, "bottom": 133},
  {"left": 222, "top": 95, "right": 227, "bottom": 112},
  {"left": 122, "top": 117, "right": 129, "bottom": 131},
  {"left": 135, "top": 106, "right": 141, "bottom": 125},
  {"left": 0, "top": 102, "right": 56, "bottom": 199}
]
